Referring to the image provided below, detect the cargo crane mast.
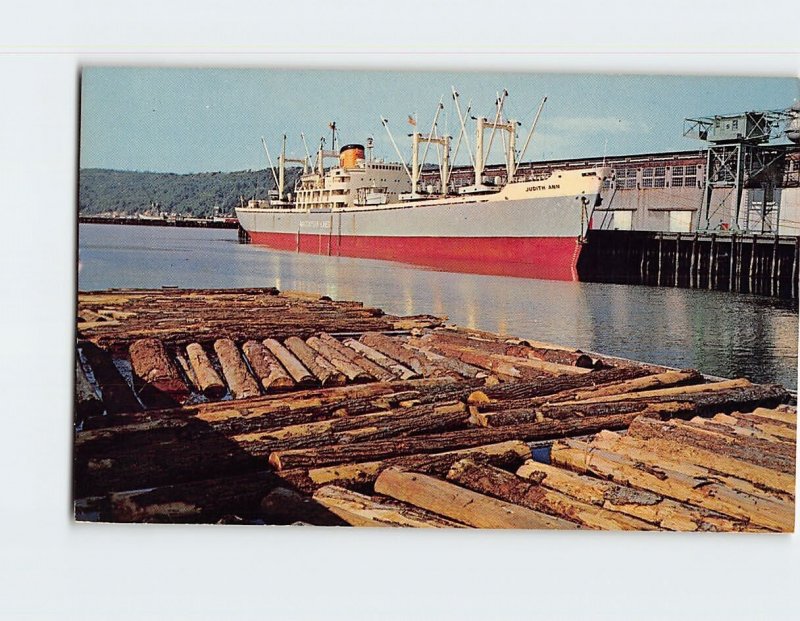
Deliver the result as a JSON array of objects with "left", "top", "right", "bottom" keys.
[
  {"left": 684, "top": 107, "right": 795, "bottom": 233},
  {"left": 462, "top": 90, "right": 517, "bottom": 194},
  {"left": 408, "top": 99, "right": 451, "bottom": 198}
]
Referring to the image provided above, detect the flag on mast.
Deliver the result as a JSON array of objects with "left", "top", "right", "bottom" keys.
[{"left": 407, "top": 115, "right": 416, "bottom": 126}]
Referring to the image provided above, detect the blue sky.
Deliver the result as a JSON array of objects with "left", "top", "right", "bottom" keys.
[{"left": 80, "top": 67, "right": 799, "bottom": 174}]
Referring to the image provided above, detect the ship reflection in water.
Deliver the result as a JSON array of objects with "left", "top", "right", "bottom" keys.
[{"left": 78, "top": 224, "right": 799, "bottom": 389}]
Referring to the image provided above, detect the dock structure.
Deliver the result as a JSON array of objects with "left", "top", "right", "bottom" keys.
[
  {"left": 579, "top": 229, "right": 800, "bottom": 299},
  {"left": 75, "top": 288, "right": 795, "bottom": 530}
]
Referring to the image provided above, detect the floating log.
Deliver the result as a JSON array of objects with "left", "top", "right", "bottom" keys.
[
  {"left": 78, "top": 342, "right": 142, "bottom": 414},
  {"left": 413, "top": 331, "right": 598, "bottom": 369},
  {"left": 268, "top": 410, "right": 645, "bottom": 471},
  {"left": 749, "top": 406, "right": 796, "bottom": 425},
  {"left": 551, "top": 438, "right": 793, "bottom": 531},
  {"left": 360, "top": 332, "right": 454, "bottom": 378},
  {"left": 313, "top": 485, "right": 465, "bottom": 527},
  {"left": 564, "top": 377, "right": 752, "bottom": 405},
  {"left": 550, "top": 369, "right": 704, "bottom": 403},
  {"left": 413, "top": 338, "right": 591, "bottom": 379},
  {"left": 108, "top": 469, "right": 281, "bottom": 523},
  {"left": 373, "top": 468, "right": 577, "bottom": 529},
  {"left": 242, "top": 340, "right": 295, "bottom": 393},
  {"left": 589, "top": 427, "right": 794, "bottom": 496},
  {"left": 466, "top": 370, "right": 700, "bottom": 415},
  {"left": 707, "top": 413, "right": 796, "bottom": 443},
  {"left": 277, "top": 440, "right": 532, "bottom": 494},
  {"left": 473, "top": 398, "right": 694, "bottom": 427},
  {"left": 235, "top": 401, "right": 470, "bottom": 454},
  {"left": 627, "top": 416, "right": 795, "bottom": 474},
  {"left": 185, "top": 342, "right": 226, "bottom": 399},
  {"left": 284, "top": 336, "right": 346, "bottom": 387},
  {"left": 318, "top": 333, "right": 397, "bottom": 382},
  {"left": 687, "top": 417, "right": 795, "bottom": 458},
  {"left": 77, "top": 288, "right": 443, "bottom": 352},
  {"left": 262, "top": 338, "right": 316, "bottom": 387},
  {"left": 405, "top": 343, "right": 489, "bottom": 379},
  {"left": 213, "top": 338, "right": 261, "bottom": 399},
  {"left": 306, "top": 336, "right": 372, "bottom": 382},
  {"left": 259, "top": 487, "right": 349, "bottom": 526},
  {"left": 128, "top": 338, "right": 190, "bottom": 407},
  {"left": 446, "top": 458, "right": 655, "bottom": 530},
  {"left": 174, "top": 353, "right": 199, "bottom": 393},
  {"left": 342, "top": 338, "right": 419, "bottom": 380},
  {"left": 75, "top": 359, "right": 104, "bottom": 421},
  {"left": 476, "top": 366, "right": 653, "bottom": 402},
  {"left": 515, "top": 460, "right": 748, "bottom": 531}
]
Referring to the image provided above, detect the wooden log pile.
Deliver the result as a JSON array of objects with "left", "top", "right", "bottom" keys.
[
  {"left": 73, "top": 288, "right": 795, "bottom": 529},
  {"left": 77, "top": 288, "right": 443, "bottom": 353}
]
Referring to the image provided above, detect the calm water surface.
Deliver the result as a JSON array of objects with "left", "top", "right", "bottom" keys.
[{"left": 78, "top": 224, "right": 799, "bottom": 389}]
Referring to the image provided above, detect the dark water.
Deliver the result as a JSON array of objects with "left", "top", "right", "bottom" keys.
[{"left": 78, "top": 223, "right": 799, "bottom": 390}]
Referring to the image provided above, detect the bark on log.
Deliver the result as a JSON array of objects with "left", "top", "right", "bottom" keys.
[
  {"left": 107, "top": 469, "right": 281, "bottom": 523},
  {"left": 565, "top": 378, "right": 752, "bottom": 405},
  {"left": 259, "top": 487, "right": 349, "bottom": 526},
  {"left": 750, "top": 406, "right": 797, "bottom": 425},
  {"left": 213, "top": 338, "right": 261, "bottom": 399},
  {"left": 268, "top": 410, "right": 646, "bottom": 471},
  {"left": 78, "top": 341, "right": 142, "bottom": 413},
  {"left": 262, "top": 338, "right": 316, "bottom": 387},
  {"left": 474, "top": 399, "right": 694, "bottom": 428},
  {"left": 242, "top": 340, "right": 295, "bottom": 392},
  {"left": 405, "top": 343, "right": 489, "bottom": 379},
  {"left": 318, "top": 333, "right": 397, "bottom": 382},
  {"left": 277, "top": 440, "right": 532, "bottom": 494},
  {"left": 129, "top": 338, "right": 191, "bottom": 407},
  {"left": 687, "top": 417, "right": 795, "bottom": 457},
  {"left": 373, "top": 468, "right": 578, "bottom": 529},
  {"left": 413, "top": 339, "right": 591, "bottom": 379},
  {"left": 342, "top": 338, "right": 419, "bottom": 380},
  {"left": 313, "top": 485, "right": 466, "bottom": 527},
  {"left": 284, "top": 336, "right": 346, "bottom": 387},
  {"left": 627, "top": 416, "right": 795, "bottom": 474},
  {"left": 551, "top": 438, "right": 793, "bottom": 531},
  {"left": 233, "top": 401, "right": 470, "bottom": 454},
  {"left": 709, "top": 413, "right": 796, "bottom": 443},
  {"left": 589, "top": 428, "right": 794, "bottom": 496},
  {"left": 515, "top": 460, "right": 749, "bottom": 531},
  {"left": 306, "top": 336, "right": 372, "bottom": 382},
  {"left": 446, "top": 458, "right": 656, "bottom": 530},
  {"left": 359, "top": 332, "right": 454, "bottom": 377},
  {"left": 476, "top": 366, "right": 653, "bottom": 402},
  {"left": 412, "top": 331, "right": 598, "bottom": 369},
  {"left": 186, "top": 342, "right": 226, "bottom": 399},
  {"left": 75, "top": 359, "right": 104, "bottom": 421}
]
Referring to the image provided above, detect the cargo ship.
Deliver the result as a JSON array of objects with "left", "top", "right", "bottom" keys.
[{"left": 236, "top": 92, "right": 611, "bottom": 280}]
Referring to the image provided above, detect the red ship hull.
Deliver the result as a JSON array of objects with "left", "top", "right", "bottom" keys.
[{"left": 248, "top": 231, "right": 583, "bottom": 281}]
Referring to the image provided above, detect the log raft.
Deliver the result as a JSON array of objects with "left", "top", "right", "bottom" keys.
[{"left": 74, "top": 287, "right": 795, "bottom": 530}]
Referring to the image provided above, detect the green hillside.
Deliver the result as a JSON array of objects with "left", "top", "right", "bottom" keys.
[{"left": 78, "top": 168, "right": 302, "bottom": 217}]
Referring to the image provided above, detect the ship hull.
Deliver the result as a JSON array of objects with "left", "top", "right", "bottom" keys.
[
  {"left": 237, "top": 171, "right": 606, "bottom": 281},
  {"left": 246, "top": 230, "right": 582, "bottom": 280}
]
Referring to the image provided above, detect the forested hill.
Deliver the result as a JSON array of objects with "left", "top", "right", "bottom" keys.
[{"left": 78, "top": 168, "right": 302, "bottom": 217}]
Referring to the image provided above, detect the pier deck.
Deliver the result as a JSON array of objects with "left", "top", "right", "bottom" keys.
[{"left": 75, "top": 288, "right": 795, "bottom": 530}]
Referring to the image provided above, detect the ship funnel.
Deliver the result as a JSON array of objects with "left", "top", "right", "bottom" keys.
[{"left": 339, "top": 144, "right": 365, "bottom": 168}]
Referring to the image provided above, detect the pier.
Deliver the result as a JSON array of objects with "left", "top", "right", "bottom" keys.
[
  {"left": 579, "top": 230, "right": 800, "bottom": 299},
  {"left": 74, "top": 288, "right": 795, "bottom": 529},
  {"left": 79, "top": 215, "right": 239, "bottom": 229}
]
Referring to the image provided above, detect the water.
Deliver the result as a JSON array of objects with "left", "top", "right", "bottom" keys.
[{"left": 78, "top": 223, "right": 799, "bottom": 390}]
